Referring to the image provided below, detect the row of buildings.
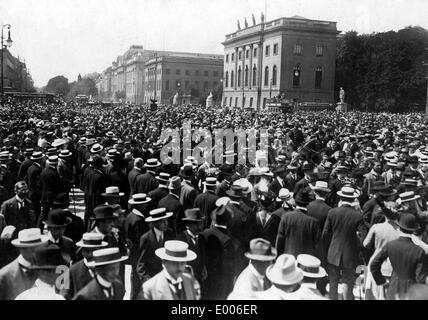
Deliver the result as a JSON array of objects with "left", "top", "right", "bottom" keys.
[
  {"left": 96, "top": 46, "right": 224, "bottom": 105},
  {"left": 1, "top": 48, "right": 35, "bottom": 93},
  {"left": 97, "top": 14, "right": 338, "bottom": 109}
]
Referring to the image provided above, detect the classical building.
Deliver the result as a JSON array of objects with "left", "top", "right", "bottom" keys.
[
  {"left": 222, "top": 15, "right": 339, "bottom": 110},
  {"left": 144, "top": 53, "right": 224, "bottom": 105},
  {"left": 1, "top": 48, "right": 34, "bottom": 93}
]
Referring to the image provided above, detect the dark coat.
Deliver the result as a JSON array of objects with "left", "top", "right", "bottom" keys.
[
  {"left": 276, "top": 208, "right": 321, "bottom": 257},
  {"left": 284, "top": 173, "right": 298, "bottom": 193},
  {"left": 135, "top": 172, "right": 158, "bottom": 195},
  {"left": 63, "top": 210, "right": 85, "bottom": 244},
  {"left": 371, "top": 236, "right": 428, "bottom": 300},
  {"left": 157, "top": 193, "right": 184, "bottom": 234},
  {"left": 136, "top": 228, "right": 174, "bottom": 284},
  {"left": 0, "top": 196, "right": 36, "bottom": 234},
  {"left": 293, "top": 178, "right": 310, "bottom": 198},
  {"left": 180, "top": 180, "right": 199, "bottom": 211},
  {"left": 48, "top": 235, "right": 76, "bottom": 263},
  {"left": 176, "top": 230, "right": 206, "bottom": 283},
  {"left": 40, "top": 166, "right": 61, "bottom": 204},
  {"left": 18, "top": 158, "right": 33, "bottom": 181},
  {"left": 128, "top": 168, "right": 142, "bottom": 196},
  {"left": 26, "top": 163, "right": 42, "bottom": 201},
  {"left": 194, "top": 190, "right": 218, "bottom": 227},
  {"left": 65, "top": 259, "right": 94, "bottom": 300},
  {"left": 201, "top": 226, "right": 235, "bottom": 300},
  {"left": 0, "top": 258, "right": 36, "bottom": 300},
  {"left": 322, "top": 204, "right": 368, "bottom": 269},
  {"left": 269, "top": 177, "right": 285, "bottom": 197},
  {"left": 148, "top": 186, "right": 169, "bottom": 210},
  {"left": 307, "top": 199, "right": 331, "bottom": 230},
  {"left": 254, "top": 207, "right": 286, "bottom": 246},
  {"left": 73, "top": 277, "right": 125, "bottom": 300},
  {"left": 86, "top": 169, "right": 108, "bottom": 218},
  {"left": 216, "top": 180, "right": 231, "bottom": 198},
  {"left": 124, "top": 210, "right": 149, "bottom": 266},
  {"left": 108, "top": 167, "right": 130, "bottom": 209}
]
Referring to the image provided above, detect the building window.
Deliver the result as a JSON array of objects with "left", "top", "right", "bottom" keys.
[
  {"left": 246, "top": 49, "right": 249, "bottom": 59},
  {"left": 165, "top": 80, "right": 170, "bottom": 90},
  {"left": 231, "top": 53, "right": 234, "bottom": 62},
  {"left": 213, "top": 71, "right": 219, "bottom": 77},
  {"left": 294, "top": 44, "right": 303, "bottom": 55},
  {"left": 265, "top": 45, "right": 270, "bottom": 56},
  {"left": 195, "top": 70, "right": 199, "bottom": 76},
  {"left": 166, "top": 69, "right": 170, "bottom": 75},
  {"left": 204, "top": 81, "right": 208, "bottom": 91},
  {"left": 264, "top": 66, "right": 269, "bottom": 86},
  {"left": 225, "top": 71, "right": 229, "bottom": 87},
  {"left": 316, "top": 45, "right": 323, "bottom": 56},
  {"left": 237, "top": 67, "right": 242, "bottom": 87},
  {"left": 235, "top": 97, "right": 238, "bottom": 108},
  {"left": 229, "top": 97, "right": 232, "bottom": 106},
  {"left": 315, "top": 67, "right": 322, "bottom": 88},
  {"left": 176, "top": 80, "right": 181, "bottom": 89},
  {"left": 245, "top": 65, "right": 249, "bottom": 87},
  {"left": 272, "top": 65, "right": 277, "bottom": 86},
  {"left": 250, "top": 97, "right": 253, "bottom": 109},
  {"left": 231, "top": 71, "right": 234, "bottom": 87},
  {"left": 185, "top": 80, "right": 189, "bottom": 89},
  {"left": 226, "top": 54, "right": 229, "bottom": 63},
  {"left": 185, "top": 70, "right": 190, "bottom": 76},
  {"left": 238, "top": 51, "right": 242, "bottom": 60},
  {"left": 213, "top": 81, "right": 217, "bottom": 87},
  {"left": 176, "top": 69, "right": 181, "bottom": 75},
  {"left": 194, "top": 81, "right": 199, "bottom": 89},
  {"left": 273, "top": 44, "right": 278, "bottom": 55},
  {"left": 293, "top": 64, "right": 302, "bottom": 87},
  {"left": 252, "top": 65, "right": 257, "bottom": 86},
  {"left": 254, "top": 48, "right": 257, "bottom": 57},
  {"left": 204, "top": 71, "right": 208, "bottom": 77}
]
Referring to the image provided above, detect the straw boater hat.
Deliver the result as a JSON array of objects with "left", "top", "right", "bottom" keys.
[
  {"left": 51, "top": 138, "right": 67, "bottom": 148},
  {"left": 43, "top": 209, "right": 72, "bottom": 228},
  {"left": 276, "top": 188, "right": 291, "bottom": 202},
  {"left": 155, "top": 240, "right": 197, "bottom": 262},
  {"left": 11, "top": 228, "right": 48, "bottom": 248},
  {"left": 88, "top": 247, "right": 128, "bottom": 267},
  {"left": 47, "top": 155, "right": 59, "bottom": 165},
  {"left": 58, "top": 150, "right": 72, "bottom": 159},
  {"left": 156, "top": 172, "right": 170, "bottom": 184},
  {"left": 233, "top": 178, "right": 253, "bottom": 195},
  {"left": 128, "top": 193, "right": 151, "bottom": 205},
  {"left": 398, "top": 191, "right": 421, "bottom": 203},
  {"left": 144, "top": 158, "right": 161, "bottom": 168},
  {"left": 337, "top": 186, "right": 359, "bottom": 198},
  {"left": 265, "top": 254, "right": 304, "bottom": 286},
  {"left": 296, "top": 254, "right": 327, "bottom": 278},
  {"left": 145, "top": 208, "right": 173, "bottom": 223},
  {"left": 204, "top": 177, "right": 218, "bottom": 187},
  {"left": 102, "top": 186, "right": 125, "bottom": 198},
  {"left": 30, "top": 151, "right": 43, "bottom": 161},
  {"left": 90, "top": 143, "right": 104, "bottom": 154},
  {"left": 259, "top": 167, "right": 274, "bottom": 177},
  {"left": 244, "top": 238, "right": 277, "bottom": 261},
  {"left": 76, "top": 233, "right": 108, "bottom": 248},
  {"left": 310, "top": 181, "right": 331, "bottom": 193}
]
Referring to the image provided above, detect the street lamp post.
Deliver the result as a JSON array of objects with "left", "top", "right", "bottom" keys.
[
  {"left": 269, "top": 78, "right": 273, "bottom": 99},
  {"left": 294, "top": 69, "right": 301, "bottom": 110},
  {"left": 1, "top": 24, "right": 13, "bottom": 96}
]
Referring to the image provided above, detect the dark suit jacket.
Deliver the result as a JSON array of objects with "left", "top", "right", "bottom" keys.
[
  {"left": 49, "top": 236, "right": 76, "bottom": 263},
  {"left": 86, "top": 169, "right": 108, "bottom": 215},
  {"left": 26, "top": 163, "right": 42, "bottom": 201},
  {"left": 128, "top": 168, "right": 142, "bottom": 196},
  {"left": 0, "top": 196, "right": 36, "bottom": 234},
  {"left": 40, "top": 166, "right": 61, "bottom": 204},
  {"left": 176, "top": 231, "right": 206, "bottom": 282},
  {"left": 269, "top": 178, "right": 284, "bottom": 197},
  {"left": 180, "top": 180, "right": 199, "bottom": 211},
  {"left": 18, "top": 158, "right": 33, "bottom": 181},
  {"left": 148, "top": 186, "right": 169, "bottom": 210},
  {"left": 0, "top": 258, "right": 36, "bottom": 300},
  {"left": 284, "top": 173, "right": 297, "bottom": 193},
  {"left": 293, "top": 178, "right": 310, "bottom": 198},
  {"left": 136, "top": 228, "right": 174, "bottom": 284},
  {"left": 73, "top": 277, "right": 125, "bottom": 300},
  {"left": 307, "top": 199, "right": 331, "bottom": 230},
  {"left": 64, "top": 211, "right": 85, "bottom": 244},
  {"left": 216, "top": 180, "right": 231, "bottom": 198},
  {"left": 371, "top": 236, "right": 428, "bottom": 300},
  {"left": 276, "top": 208, "right": 320, "bottom": 257},
  {"left": 158, "top": 194, "right": 184, "bottom": 234},
  {"left": 254, "top": 207, "right": 286, "bottom": 246},
  {"left": 135, "top": 172, "right": 158, "bottom": 195},
  {"left": 322, "top": 205, "right": 367, "bottom": 269},
  {"left": 194, "top": 191, "right": 218, "bottom": 227},
  {"left": 201, "top": 226, "right": 235, "bottom": 300},
  {"left": 124, "top": 211, "right": 149, "bottom": 266},
  {"left": 65, "top": 259, "right": 93, "bottom": 300}
]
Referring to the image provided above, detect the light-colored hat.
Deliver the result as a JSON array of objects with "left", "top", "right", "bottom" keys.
[
  {"left": 11, "top": 228, "right": 48, "bottom": 248},
  {"left": 398, "top": 191, "right": 421, "bottom": 203},
  {"left": 144, "top": 158, "right": 161, "bottom": 168},
  {"left": 47, "top": 155, "right": 59, "bottom": 164},
  {"left": 265, "top": 254, "right": 304, "bottom": 286},
  {"left": 276, "top": 188, "right": 291, "bottom": 202},
  {"left": 76, "top": 233, "right": 108, "bottom": 248},
  {"left": 296, "top": 254, "right": 327, "bottom": 278},
  {"left": 156, "top": 172, "right": 170, "bottom": 184},
  {"left": 233, "top": 178, "right": 253, "bottom": 195},
  {"left": 90, "top": 143, "right": 104, "bottom": 154},
  {"left": 128, "top": 193, "right": 151, "bottom": 205},
  {"left": 420, "top": 156, "right": 428, "bottom": 164},
  {"left": 30, "top": 151, "right": 43, "bottom": 161},
  {"left": 260, "top": 167, "right": 274, "bottom": 177},
  {"left": 310, "top": 181, "right": 331, "bottom": 192},
  {"left": 102, "top": 186, "right": 125, "bottom": 198},
  {"left": 88, "top": 247, "right": 128, "bottom": 267},
  {"left": 145, "top": 208, "right": 173, "bottom": 222},
  {"left": 337, "top": 186, "right": 359, "bottom": 198},
  {"left": 51, "top": 138, "right": 67, "bottom": 148},
  {"left": 215, "top": 196, "right": 231, "bottom": 207},
  {"left": 155, "top": 240, "right": 197, "bottom": 262},
  {"left": 204, "top": 177, "right": 218, "bottom": 187},
  {"left": 244, "top": 238, "right": 277, "bottom": 261},
  {"left": 168, "top": 176, "right": 182, "bottom": 190},
  {"left": 58, "top": 150, "right": 72, "bottom": 158}
]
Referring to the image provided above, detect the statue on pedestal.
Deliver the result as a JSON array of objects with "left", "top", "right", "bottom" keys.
[
  {"left": 244, "top": 18, "right": 248, "bottom": 28},
  {"left": 237, "top": 20, "right": 241, "bottom": 30},
  {"left": 261, "top": 12, "right": 265, "bottom": 23},
  {"left": 173, "top": 92, "right": 179, "bottom": 105},
  {"left": 252, "top": 14, "right": 256, "bottom": 26},
  {"left": 206, "top": 92, "right": 213, "bottom": 108},
  {"left": 340, "top": 87, "right": 345, "bottom": 103}
]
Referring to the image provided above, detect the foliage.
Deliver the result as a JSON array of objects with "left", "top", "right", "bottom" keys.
[
  {"left": 45, "top": 75, "right": 70, "bottom": 96},
  {"left": 67, "top": 77, "right": 98, "bottom": 100}
]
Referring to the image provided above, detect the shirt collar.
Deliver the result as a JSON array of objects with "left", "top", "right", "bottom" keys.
[
  {"left": 15, "top": 195, "right": 24, "bottom": 203},
  {"left": 170, "top": 192, "right": 180, "bottom": 200},
  {"left": 214, "top": 224, "right": 227, "bottom": 230},
  {"left": 47, "top": 232, "right": 60, "bottom": 244},
  {"left": 132, "top": 208, "right": 145, "bottom": 217},
  {"left": 277, "top": 176, "right": 284, "bottom": 185},
  {"left": 96, "top": 275, "right": 112, "bottom": 288},
  {"left": 296, "top": 206, "right": 308, "bottom": 212},
  {"left": 18, "top": 255, "right": 32, "bottom": 269},
  {"left": 186, "top": 228, "right": 197, "bottom": 239},
  {"left": 163, "top": 268, "right": 183, "bottom": 285},
  {"left": 153, "top": 227, "right": 163, "bottom": 239}
]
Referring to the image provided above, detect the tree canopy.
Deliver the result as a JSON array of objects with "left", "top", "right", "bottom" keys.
[{"left": 45, "top": 75, "right": 70, "bottom": 96}]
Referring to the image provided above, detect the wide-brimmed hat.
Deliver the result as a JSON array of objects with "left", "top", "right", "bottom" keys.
[
  {"left": 30, "top": 151, "right": 43, "bottom": 161},
  {"left": 204, "top": 177, "right": 218, "bottom": 187},
  {"left": 90, "top": 205, "right": 118, "bottom": 221},
  {"left": 102, "top": 186, "right": 125, "bottom": 198},
  {"left": 226, "top": 185, "right": 244, "bottom": 199},
  {"left": 168, "top": 176, "right": 182, "bottom": 190},
  {"left": 337, "top": 186, "right": 359, "bottom": 198},
  {"left": 233, "top": 178, "right": 253, "bottom": 195},
  {"left": 47, "top": 155, "right": 59, "bottom": 164},
  {"left": 245, "top": 238, "right": 277, "bottom": 261},
  {"left": 11, "top": 228, "right": 48, "bottom": 248},
  {"left": 43, "top": 209, "right": 72, "bottom": 228},
  {"left": 88, "top": 247, "right": 128, "bottom": 267},
  {"left": 145, "top": 208, "right": 173, "bottom": 222},
  {"left": 266, "top": 254, "right": 304, "bottom": 286},
  {"left": 259, "top": 167, "right": 274, "bottom": 177},
  {"left": 128, "top": 193, "right": 151, "bottom": 205},
  {"left": 144, "top": 158, "right": 161, "bottom": 168},
  {"left": 310, "top": 181, "right": 331, "bottom": 193},
  {"left": 155, "top": 240, "right": 197, "bottom": 262},
  {"left": 78, "top": 137, "right": 87, "bottom": 144},
  {"left": 180, "top": 163, "right": 194, "bottom": 178},
  {"left": 276, "top": 188, "right": 291, "bottom": 202},
  {"left": 373, "top": 181, "right": 390, "bottom": 192},
  {"left": 76, "top": 233, "right": 108, "bottom": 248},
  {"left": 58, "top": 150, "right": 72, "bottom": 158},
  {"left": 401, "top": 178, "right": 419, "bottom": 186},
  {"left": 396, "top": 213, "right": 420, "bottom": 232},
  {"left": 106, "top": 131, "right": 114, "bottom": 138},
  {"left": 398, "top": 191, "right": 421, "bottom": 203},
  {"left": 51, "top": 138, "right": 67, "bottom": 148},
  {"left": 296, "top": 254, "right": 327, "bottom": 278},
  {"left": 52, "top": 193, "right": 70, "bottom": 209},
  {"left": 156, "top": 172, "right": 170, "bottom": 184},
  {"left": 212, "top": 204, "right": 231, "bottom": 226},
  {"left": 123, "top": 152, "right": 133, "bottom": 161},
  {"left": 182, "top": 208, "right": 203, "bottom": 223},
  {"left": 90, "top": 143, "right": 104, "bottom": 154},
  {"left": 31, "top": 244, "right": 69, "bottom": 270}
]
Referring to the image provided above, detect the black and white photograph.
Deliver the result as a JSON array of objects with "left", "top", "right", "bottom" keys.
[{"left": 0, "top": 0, "right": 428, "bottom": 304}]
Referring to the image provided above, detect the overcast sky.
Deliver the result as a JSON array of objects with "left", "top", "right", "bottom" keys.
[{"left": 1, "top": 0, "right": 427, "bottom": 87}]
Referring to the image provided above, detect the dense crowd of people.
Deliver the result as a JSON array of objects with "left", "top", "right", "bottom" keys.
[{"left": 1, "top": 97, "right": 428, "bottom": 300}]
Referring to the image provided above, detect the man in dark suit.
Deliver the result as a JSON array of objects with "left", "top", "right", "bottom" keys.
[
  {"left": 216, "top": 165, "right": 233, "bottom": 197},
  {"left": 148, "top": 173, "right": 170, "bottom": 210},
  {"left": 194, "top": 177, "right": 219, "bottom": 228},
  {"left": 322, "top": 186, "right": 368, "bottom": 300},
  {"left": 17, "top": 148, "right": 33, "bottom": 181},
  {"left": 176, "top": 208, "right": 206, "bottom": 284},
  {"left": 64, "top": 233, "right": 108, "bottom": 299},
  {"left": 371, "top": 213, "right": 428, "bottom": 300},
  {"left": 135, "top": 158, "right": 160, "bottom": 195},
  {"left": 269, "top": 165, "right": 287, "bottom": 197},
  {"left": 293, "top": 162, "right": 314, "bottom": 198},
  {"left": 39, "top": 155, "right": 62, "bottom": 229},
  {"left": 179, "top": 164, "right": 199, "bottom": 211},
  {"left": 57, "top": 150, "right": 74, "bottom": 196},
  {"left": 73, "top": 247, "right": 127, "bottom": 300},
  {"left": 158, "top": 176, "right": 184, "bottom": 234},
  {"left": 52, "top": 193, "right": 84, "bottom": 244},
  {"left": 284, "top": 163, "right": 299, "bottom": 193},
  {"left": 128, "top": 158, "right": 144, "bottom": 196},
  {"left": 26, "top": 152, "right": 43, "bottom": 225},
  {"left": 200, "top": 204, "right": 235, "bottom": 300},
  {"left": 276, "top": 190, "right": 320, "bottom": 257},
  {"left": 136, "top": 208, "right": 175, "bottom": 286}
]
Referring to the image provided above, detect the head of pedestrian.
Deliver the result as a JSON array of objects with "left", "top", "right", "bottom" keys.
[
  {"left": 91, "top": 205, "right": 118, "bottom": 235},
  {"left": 12, "top": 228, "right": 49, "bottom": 264},
  {"left": 296, "top": 254, "right": 327, "bottom": 285},
  {"left": 88, "top": 247, "right": 128, "bottom": 283},
  {"left": 14, "top": 181, "right": 29, "bottom": 200},
  {"left": 245, "top": 238, "right": 277, "bottom": 277},
  {"left": 145, "top": 208, "right": 173, "bottom": 232},
  {"left": 43, "top": 209, "right": 71, "bottom": 241},
  {"left": 155, "top": 240, "right": 197, "bottom": 280},
  {"left": 265, "top": 254, "right": 303, "bottom": 293},
  {"left": 102, "top": 186, "right": 124, "bottom": 205},
  {"left": 76, "top": 232, "right": 108, "bottom": 262}
]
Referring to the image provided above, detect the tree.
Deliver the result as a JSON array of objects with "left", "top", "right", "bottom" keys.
[
  {"left": 66, "top": 77, "right": 98, "bottom": 100},
  {"left": 45, "top": 75, "right": 70, "bottom": 96}
]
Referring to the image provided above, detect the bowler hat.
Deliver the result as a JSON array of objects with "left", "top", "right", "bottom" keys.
[
  {"left": 31, "top": 244, "right": 69, "bottom": 270},
  {"left": 397, "top": 213, "right": 420, "bottom": 232},
  {"left": 43, "top": 209, "right": 72, "bottom": 228},
  {"left": 91, "top": 205, "right": 118, "bottom": 221},
  {"left": 182, "top": 208, "right": 203, "bottom": 223},
  {"left": 52, "top": 193, "right": 70, "bottom": 209}
]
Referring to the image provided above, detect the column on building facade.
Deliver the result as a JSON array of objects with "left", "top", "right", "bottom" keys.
[
  {"left": 256, "top": 41, "right": 263, "bottom": 109},
  {"left": 241, "top": 45, "right": 246, "bottom": 109},
  {"left": 249, "top": 44, "right": 253, "bottom": 90},
  {"left": 234, "top": 47, "right": 239, "bottom": 91}
]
